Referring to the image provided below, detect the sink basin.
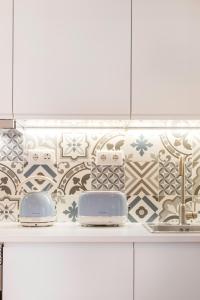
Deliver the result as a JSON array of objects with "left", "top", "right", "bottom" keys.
[{"left": 144, "top": 223, "right": 200, "bottom": 233}]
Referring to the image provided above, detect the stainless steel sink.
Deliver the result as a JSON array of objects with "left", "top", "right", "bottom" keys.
[{"left": 144, "top": 223, "right": 200, "bottom": 233}]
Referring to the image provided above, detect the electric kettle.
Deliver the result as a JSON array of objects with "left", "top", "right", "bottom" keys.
[{"left": 18, "top": 176, "right": 56, "bottom": 227}]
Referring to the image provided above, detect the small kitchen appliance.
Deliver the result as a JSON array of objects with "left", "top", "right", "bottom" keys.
[
  {"left": 18, "top": 176, "right": 56, "bottom": 227},
  {"left": 19, "top": 191, "right": 56, "bottom": 227},
  {"left": 78, "top": 191, "right": 128, "bottom": 226}
]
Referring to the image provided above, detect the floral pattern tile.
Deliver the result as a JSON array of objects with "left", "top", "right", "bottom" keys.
[
  {"left": 0, "top": 162, "right": 23, "bottom": 196},
  {"left": 125, "top": 129, "right": 162, "bottom": 162},
  {"left": 131, "top": 135, "right": 153, "bottom": 157},
  {"left": 89, "top": 130, "right": 125, "bottom": 159},
  {"left": 0, "top": 127, "right": 200, "bottom": 224},
  {"left": 160, "top": 130, "right": 192, "bottom": 160},
  {"left": 0, "top": 196, "right": 20, "bottom": 222},
  {"left": 159, "top": 195, "right": 194, "bottom": 223},
  {"left": 56, "top": 195, "right": 78, "bottom": 223},
  {"left": 58, "top": 131, "right": 89, "bottom": 161},
  {"left": 57, "top": 162, "right": 91, "bottom": 196}
]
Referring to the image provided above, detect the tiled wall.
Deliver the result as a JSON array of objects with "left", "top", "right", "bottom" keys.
[{"left": 0, "top": 127, "right": 199, "bottom": 224}]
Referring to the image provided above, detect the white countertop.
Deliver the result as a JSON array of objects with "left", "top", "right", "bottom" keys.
[{"left": 1, "top": 222, "right": 200, "bottom": 243}]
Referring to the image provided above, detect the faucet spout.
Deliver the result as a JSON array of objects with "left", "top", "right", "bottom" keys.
[
  {"left": 178, "top": 156, "right": 197, "bottom": 225},
  {"left": 178, "top": 156, "right": 184, "bottom": 177}
]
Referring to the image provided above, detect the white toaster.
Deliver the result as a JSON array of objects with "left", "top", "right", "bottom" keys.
[{"left": 78, "top": 191, "right": 128, "bottom": 226}]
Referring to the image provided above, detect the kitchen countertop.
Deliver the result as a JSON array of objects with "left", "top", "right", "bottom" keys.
[{"left": 1, "top": 222, "right": 200, "bottom": 243}]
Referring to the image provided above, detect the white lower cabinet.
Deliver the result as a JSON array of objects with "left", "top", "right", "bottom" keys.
[
  {"left": 134, "top": 243, "right": 200, "bottom": 300},
  {"left": 3, "top": 243, "right": 133, "bottom": 300}
]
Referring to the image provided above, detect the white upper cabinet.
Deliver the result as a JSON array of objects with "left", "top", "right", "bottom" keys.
[
  {"left": 0, "top": 0, "right": 12, "bottom": 118},
  {"left": 14, "top": 0, "right": 131, "bottom": 119},
  {"left": 132, "top": 0, "right": 200, "bottom": 119}
]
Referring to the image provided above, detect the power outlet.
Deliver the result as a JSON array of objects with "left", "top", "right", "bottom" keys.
[
  {"left": 95, "top": 150, "right": 124, "bottom": 166},
  {"left": 28, "top": 149, "right": 55, "bottom": 164},
  {"left": 95, "top": 151, "right": 111, "bottom": 165}
]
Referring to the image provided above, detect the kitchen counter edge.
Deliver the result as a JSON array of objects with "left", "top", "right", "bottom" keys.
[{"left": 1, "top": 223, "right": 200, "bottom": 243}]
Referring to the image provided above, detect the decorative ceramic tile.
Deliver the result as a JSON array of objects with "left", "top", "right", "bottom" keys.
[
  {"left": 90, "top": 130, "right": 125, "bottom": 158},
  {"left": 56, "top": 195, "right": 78, "bottom": 222},
  {"left": 0, "top": 196, "right": 19, "bottom": 222},
  {"left": 91, "top": 162, "right": 125, "bottom": 191},
  {"left": 185, "top": 157, "right": 193, "bottom": 195},
  {"left": 125, "top": 129, "right": 163, "bottom": 162},
  {"left": 125, "top": 161, "right": 159, "bottom": 196},
  {"left": 130, "top": 135, "right": 153, "bottom": 156},
  {"left": 192, "top": 160, "right": 200, "bottom": 195},
  {"left": 159, "top": 158, "right": 192, "bottom": 196},
  {"left": 0, "top": 127, "right": 198, "bottom": 225},
  {"left": 0, "top": 129, "right": 23, "bottom": 162},
  {"left": 0, "top": 162, "right": 23, "bottom": 196},
  {"left": 21, "top": 163, "right": 58, "bottom": 194},
  {"left": 23, "top": 128, "right": 57, "bottom": 162},
  {"left": 58, "top": 131, "right": 89, "bottom": 161},
  {"left": 57, "top": 162, "right": 91, "bottom": 196},
  {"left": 160, "top": 130, "right": 192, "bottom": 160},
  {"left": 57, "top": 161, "right": 71, "bottom": 175},
  {"left": 159, "top": 161, "right": 181, "bottom": 196},
  {"left": 193, "top": 130, "right": 200, "bottom": 163},
  {"left": 191, "top": 195, "right": 200, "bottom": 222},
  {"left": 159, "top": 195, "right": 193, "bottom": 223},
  {"left": 128, "top": 194, "right": 160, "bottom": 223}
]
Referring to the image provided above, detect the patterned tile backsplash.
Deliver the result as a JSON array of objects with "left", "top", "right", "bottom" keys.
[{"left": 1, "top": 127, "right": 200, "bottom": 224}]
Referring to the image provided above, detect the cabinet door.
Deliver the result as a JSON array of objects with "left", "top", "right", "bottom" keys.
[
  {"left": 0, "top": 0, "right": 12, "bottom": 118},
  {"left": 133, "top": 0, "right": 200, "bottom": 119},
  {"left": 135, "top": 243, "right": 200, "bottom": 300},
  {"left": 14, "top": 0, "right": 131, "bottom": 119},
  {"left": 3, "top": 243, "right": 133, "bottom": 300}
]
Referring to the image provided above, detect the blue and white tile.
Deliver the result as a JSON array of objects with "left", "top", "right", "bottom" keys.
[
  {"left": 128, "top": 194, "right": 160, "bottom": 223},
  {"left": 56, "top": 195, "right": 78, "bottom": 223},
  {"left": 21, "top": 163, "right": 58, "bottom": 194},
  {"left": 0, "top": 129, "right": 23, "bottom": 162},
  {"left": 56, "top": 129, "right": 92, "bottom": 196},
  {"left": 57, "top": 129, "right": 89, "bottom": 162},
  {"left": 124, "top": 129, "right": 162, "bottom": 162}
]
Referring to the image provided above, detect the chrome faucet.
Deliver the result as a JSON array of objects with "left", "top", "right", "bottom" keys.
[{"left": 178, "top": 156, "right": 197, "bottom": 225}]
